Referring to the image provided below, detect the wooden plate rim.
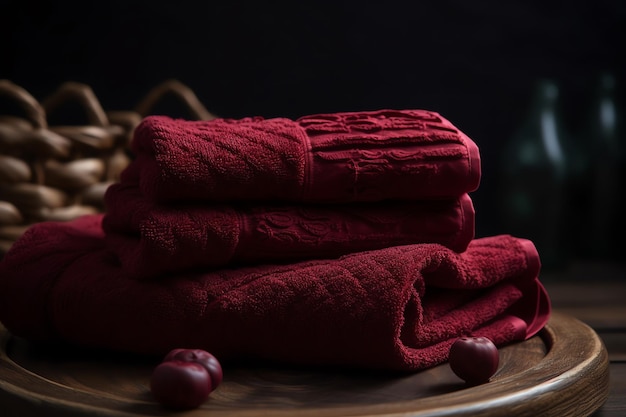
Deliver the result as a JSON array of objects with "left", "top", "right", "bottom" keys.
[{"left": 0, "top": 311, "right": 610, "bottom": 417}]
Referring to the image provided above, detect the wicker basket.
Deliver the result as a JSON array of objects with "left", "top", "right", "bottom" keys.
[{"left": 0, "top": 79, "right": 215, "bottom": 258}]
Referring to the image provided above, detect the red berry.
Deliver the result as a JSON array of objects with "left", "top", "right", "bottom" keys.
[
  {"left": 449, "top": 336, "right": 499, "bottom": 384},
  {"left": 164, "top": 348, "right": 223, "bottom": 390},
  {"left": 150, "top": 361, "right": 211, "bottom": 409}
]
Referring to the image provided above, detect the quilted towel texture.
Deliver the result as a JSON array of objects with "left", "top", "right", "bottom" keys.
[
  {"left": 0, "top": 108, "right": 551, "bottom": 372},
  {"left": 102, "top": 183, "right": 475, "bottom": 279},
  {"left": 126, "top": 109, "right": 481, "bottom": 203},
  {"left": 0, "top": 215, "right": 550, "bottom": 371}
]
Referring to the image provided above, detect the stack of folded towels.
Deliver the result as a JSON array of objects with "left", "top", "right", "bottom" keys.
[{"left": 0, "top": 109, "right": 550, "bottom": 372}]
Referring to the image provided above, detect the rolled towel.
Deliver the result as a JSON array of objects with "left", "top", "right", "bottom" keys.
[
  {"left": 102, "top": 183, "right": 475, "bottom": 279},
  {"left": 0, "top": 215, "right": 550, "bottom": 372},
  {"left": 127, "top": 109, "right": 481, "bottom": 203}
]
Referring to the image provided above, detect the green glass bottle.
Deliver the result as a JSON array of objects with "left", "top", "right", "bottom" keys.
[
  {"left": 498, "top": 79, "right": 571, "bottom": 271},
  {"left": 584, "top": 73, "right": 623, "bottom": 259}
]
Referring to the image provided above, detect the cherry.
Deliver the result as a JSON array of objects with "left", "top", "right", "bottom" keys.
[
  {"left": 449, "top": 336, "right": 499, "bottom": 384},
  {"left": 150, "top": 361, "right": 211, "bottom": 409},
  {"left": 164, "top": 348, "right": 223, "bottom": 390}
]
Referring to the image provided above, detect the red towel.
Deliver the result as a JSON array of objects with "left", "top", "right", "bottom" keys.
[
  {"left": 102, "top": 183, "right": 475, "bottom": 279},
  {"left": 0, "top": 215, "right": 550, "bottom": 371},
  {"left": 127, "top": 109, "right": 481, "bottom": 203}
]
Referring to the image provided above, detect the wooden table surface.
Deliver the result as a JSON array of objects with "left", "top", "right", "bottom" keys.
[{"left": 541, "top": 261, "right": 626, "bottom": 417}]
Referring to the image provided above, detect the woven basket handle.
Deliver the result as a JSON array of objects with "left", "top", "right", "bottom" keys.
[
  {"left": 135, "top": 79, "right": 216, "bottom": 120},
  {"left": 0, "top": 79, "right": 47, "bottom": 129},
  {"left": 0, "top": 80, "right": 68, "bottom": 185},
  {"left": 41, "top": 82, "right": 110, "bottom": 127}
]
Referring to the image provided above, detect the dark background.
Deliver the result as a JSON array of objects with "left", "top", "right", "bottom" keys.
[{"left": 2, "top": 1, "right": 625, "bottom": 268}]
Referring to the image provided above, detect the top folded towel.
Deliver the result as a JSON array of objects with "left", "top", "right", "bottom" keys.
[{"left": 127, "top": 109, "right": 481, "bottom": 203}]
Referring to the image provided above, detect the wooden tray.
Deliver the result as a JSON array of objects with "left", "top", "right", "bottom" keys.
[{"left": 0, "top": 311, "right": 609, "bottom": 417}]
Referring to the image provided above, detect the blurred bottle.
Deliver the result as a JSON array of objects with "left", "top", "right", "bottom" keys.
[
  {"left": 583, "top": 73, "right": 624, "bottom": 259},
  {"left": 498, "top": 79, "right": 572, "bottom": 271}
]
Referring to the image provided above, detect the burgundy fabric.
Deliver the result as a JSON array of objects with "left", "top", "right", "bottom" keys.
[
  {"left": 0, "top": 215, "right": 550, "bottom": 371},
  {"left": 102, "top": 182, "right": 475, "bottom": 279},
  {"left": 128, "top": 109, "right": 481, "bottom": 203}
]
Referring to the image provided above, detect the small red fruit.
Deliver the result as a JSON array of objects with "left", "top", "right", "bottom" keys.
[
  {"left": 449, "top": 336, "right": 499, "bottom": 384},
  {"left": 164, "top": 348, "right": 223, "bottom": 390},
  {"left": 150, "top": 360, "right": 211, "bottom": 409}
]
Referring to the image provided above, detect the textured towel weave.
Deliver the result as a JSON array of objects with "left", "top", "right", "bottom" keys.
[
  {"left": 128, "top": 109, "right": 481, "bottom": 203},
  {"left": 0, "top": 215, "right": 550, "bottom": 371},
  {"left": 103, "top": 183, "right": 475, "bottom": 279}
]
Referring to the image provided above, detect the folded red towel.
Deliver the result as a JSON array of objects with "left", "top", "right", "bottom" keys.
[
  {"left": 0, "top": 215, "right": 550, "bottom": 371},
  {"left": 102, "top": 183, "right": 475, "bottom": 279},
  {"left": 127, "top": 109, "right": 481, "bottom": 203}
]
